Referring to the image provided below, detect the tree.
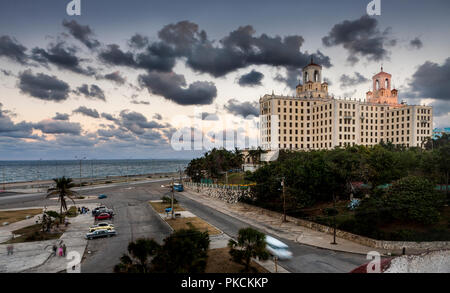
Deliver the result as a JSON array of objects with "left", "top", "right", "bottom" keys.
[
  {"left": 152, "top": 229, "right": 210, "bottom": 273},
  {"left": 45, "top": 177, "right": 77, "bottom": 219},
  {"left": 228, "top": 228, "right": 269, "bottom": 272},
  {"left": 114, "top": 238, "right": 160, "bottom": 273},
  {"left": 114, "top": 228, "right": 210, "bottom": 273},
  {"left": 384, "top": 176, "right": 445, "bottom": 224}
]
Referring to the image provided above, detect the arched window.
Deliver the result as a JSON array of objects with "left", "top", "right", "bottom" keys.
[
  {"left": 314, "top": 70, "right": 319, "bottom": 82},
  {"left": 385, "top": 78, "right": 389, "bottom": 89},
  {"left": 304, "top": 72, "right": 309, "bottom": 83},
  {"left": 376, "top": 79, "right": 380, "bottom": 90}
]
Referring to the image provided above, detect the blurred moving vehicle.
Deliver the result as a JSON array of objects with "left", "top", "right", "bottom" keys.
[
  {"left": 85, "top": 229, "right": 116, "bottom": 240},
  {"left": 95, "top": 212, "right": 113, "bottom": 220},
  {"left": 98, "top": 194, "right": 107, "bottom": 199},
  {"left": 92, "top": 207, "right": 114, "bottom": 217},
  {"left": 89, "top": 222, "right": 114, "bottom": 232},
  {"left": 265, "top": 235, "right": 293, "bottom": 260}
]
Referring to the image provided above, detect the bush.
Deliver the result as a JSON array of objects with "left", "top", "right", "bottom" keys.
[
  {"left": 45, "top": 210, "right": 60, "bottom": 219},
  {"left": 161, "top": 196, "right": 178, "bottom": 204}
]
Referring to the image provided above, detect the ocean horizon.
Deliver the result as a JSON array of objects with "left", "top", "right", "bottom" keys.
[{"left": 0, "top": 159, "right": 190, "bottom": 184}]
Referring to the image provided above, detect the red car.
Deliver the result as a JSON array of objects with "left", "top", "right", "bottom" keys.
[{"left": 95, "top": 213, "right": 113, "bottom": 220}]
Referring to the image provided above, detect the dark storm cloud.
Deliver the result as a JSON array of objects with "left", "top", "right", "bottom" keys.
[
  {"left": 62, "top": 19, "right": 100, "bottom": 49},
  {"left": 33, "top": 119, "right": 82, "bottom": 135},
  {"left": 0, "top": 105, "right": 34, "bottom": 138},
  {"left": 101, "top": 112, "right": 119, "bottom": 123},
  {"left": 322, "top": 15, "right": 393, "bottom": 64},
  {"left": 118, "top": 110, "right": 167, "bottom": 135},
  {"left": 99, "top": 44, "right": 137, "bottom": 67},
  {"left": 53, "top": 112, "right": 70, "bottom": 121},
  {"left": 31, "top": 42, "right": 95, "bottom": 76},
  {"left": 238, "top": 70, "right": 264, "bottom": 87},
  {"left": 275, "top": 67, "right": 302, "bottom": 89},
  {"left": 410, "top": 37, "right": 423, "bottom": 49},
  {"left": 405, "top": 58, "right": 450, "bottom": 116},
  {"left": 75, "top": 84, "right": 106, "bottom": 101},
  {"left": 102, "top": 71, "right": 126, "bottom": 85},
  {"left": 18, "top": 70, "right": 70, "bottom": 102},
  {"left": 128, "top": 34, "right": 149, "bottom": 49},
  {"left": 98, "top": 21, "right": 331, "bottom": 79},
  {"left": 138, "top": 71, "right": 217, "bottom": 105},
  {"left": 224, "top": 99, "right": 258, "bottom": 117},
  {"left": 73, "top": 106, "right": 100, "bottom": 118},
  {"left": 339, "top": 72, "right": 369, "bottom": 88},
  {"left": 0, "top": 35, "right": 28, "bottom": 64},
  {"left": 201, "top": 112, "right": 219, "bottom": 121}
]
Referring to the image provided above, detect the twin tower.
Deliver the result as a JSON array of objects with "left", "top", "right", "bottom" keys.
[{"left": 295, "top": 58, "right": 399, "bottom": 106}]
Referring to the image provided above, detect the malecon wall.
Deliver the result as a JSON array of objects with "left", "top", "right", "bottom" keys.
[{"left": 185, "top": 183, "right": 450, "bottom": 252}]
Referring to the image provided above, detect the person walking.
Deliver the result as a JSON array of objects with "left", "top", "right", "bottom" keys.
[
  {"left": 7, "top": 244, "right": 13, "bottom": 255},
  {"left": 52, "top": 244, "right": 57, "bottom": 256},
  {"left": 62, "top": 244, "right": 67, "bottom": 257}
]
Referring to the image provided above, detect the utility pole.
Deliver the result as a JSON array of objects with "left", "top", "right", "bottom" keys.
[
  {"left": 282, "top": 177, "right": 287, "bottom": 222},
  {"left": 171, "top": 177, "right": 175, "bottom": 219},
  {"left": 331, "top": 192, "right": 337, "bottom": 245}
]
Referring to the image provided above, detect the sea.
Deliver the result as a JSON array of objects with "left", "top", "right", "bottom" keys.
[{"left": 0, "top": 159, "right": 190, "bottom": 183}]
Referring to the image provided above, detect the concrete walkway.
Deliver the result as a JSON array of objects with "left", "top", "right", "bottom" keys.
[
  {"left": 183, "top": 188, "right": 384, "bottom": 256},
  {"left": 0, "top": 203, "right": 98, "bottom": 273}
]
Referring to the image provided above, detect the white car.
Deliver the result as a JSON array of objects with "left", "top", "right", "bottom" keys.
[{"left": 265, "top": 235, "right": 293, "bottom": 260}]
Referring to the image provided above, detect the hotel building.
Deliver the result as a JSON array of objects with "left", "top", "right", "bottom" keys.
[{"left": 259, "top": 59, "right": 433, "bottom": 151}]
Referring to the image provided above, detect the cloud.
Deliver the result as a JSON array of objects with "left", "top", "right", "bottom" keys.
[
  {"left": 99, "top": 44, "right": 137, "bottom": 67},
  {"left": 339, "top": 72, "right": 369, "bottom": 88},
  {"left": 0, "top": 105, "right": 34, "bottom": 138},
  {"left": 62, "top": 19, "right": 100, "bottom": 49},
  {"left": 74, "top": 84, "right": 106, "bottom": 101},
  {"left": 405, "top": 58, "right": 450, "bottom": 116},
  {"left": 101, "top": 112, "right": 119, "bottom": 122},
  {"left": 128, "top": 33, "right": 149, "bottom": 49},
  {"left": 224, "top": 99, "right": 258, "bottom": 117},
  {"left": 31, "top": 42, "right": 95, "bottom": 76},
  {"left": 322, "top": 15, "right": 394, "bottom": 64},
  {"left": 238, "top": 70, "right": 264, "bottom": 87},
  {"left": 130, "top": 100, "right": 150, "bottom": 105},
  {"left": 153, "top": 113, "right": 162, "bottom": 120},
  {"left": 118, "top": 110, "right": 167, "bottom": 135},
  {"left": 0, "top": 35, "right": 28, "bottom": 64},
  {"left": 33, "top": 119, "right": 82, "bottom": 135},
  {"left": 409, "top": 37, "right": 423, "bottom": 50},
  {"left": 73, "top": 106, "right": 100, "bottom": 118},
  {"left": 18, "top": 70, "right": 71, "bottom": 102},
  {"left": 201, "top": 112, "right": 219, "bottom": 121},
  {"left": 138, "top": 71, "right": 217, "bottom": 105},
  {"left": 1, "top": 69, "right": 13, "bottom": 76},
  {"left": 53, "top": 112, "right": 70, "bottom": 121},
  {"left": 102, "top": 71, "right": 126, "bottom": 85}
]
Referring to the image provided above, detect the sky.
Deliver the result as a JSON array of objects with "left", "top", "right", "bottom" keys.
[{"left": 0, "top": 0, "right": 449, "bottom": 160}]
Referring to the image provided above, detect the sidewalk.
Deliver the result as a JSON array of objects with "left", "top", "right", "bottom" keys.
[
  {"left": 0, "top": 203, "right": 97, "bottom": 273},
  {"left": 183, "top": 188, "right": 385, "bottom": 256}
]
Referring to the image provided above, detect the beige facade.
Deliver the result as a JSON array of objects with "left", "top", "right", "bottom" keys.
[{"left": 259, "top": 61, "right": 433, "bottom": 151}]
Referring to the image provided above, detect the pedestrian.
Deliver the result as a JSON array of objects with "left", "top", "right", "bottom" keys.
[
  {"left": 7, "top": 245, "right": 13, "bottom": 255},
  {"left": 52, "top": 244, "right": 57, "bottom": 256},
  {"left": 58, "top": 246, "right": 63, "bottom": 257},
  {"left": 62, "top": 244, "right": 67, "bottom": 257}
]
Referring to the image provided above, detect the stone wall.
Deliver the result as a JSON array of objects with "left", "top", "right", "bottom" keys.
[{"left": 185, "top": 183, "right": 450, "bottom": 252}]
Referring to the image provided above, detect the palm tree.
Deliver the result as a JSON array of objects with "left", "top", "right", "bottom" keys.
[{"left": 46, "top": 177, "right": 77, "bottom": 217}]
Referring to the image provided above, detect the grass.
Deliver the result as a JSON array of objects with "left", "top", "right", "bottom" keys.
[
  {"left": 5, "top": 224, "right": 63, "bottom": 244},
  {"left": 205, "top": 248, "right": 269, "bottom": 273},
  {"left": 149, "top": 201, "right": 185, "bottom": 213},
  {"left": 0, "top": 208, "right": 43, "bottom": 224},
  {"left": 165, "top": 217, "right": 221, "bottom": 235}
]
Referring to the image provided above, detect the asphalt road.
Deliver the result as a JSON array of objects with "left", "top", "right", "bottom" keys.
[{"left": 0, "top": 180, "right": 368, "bottom": 273}]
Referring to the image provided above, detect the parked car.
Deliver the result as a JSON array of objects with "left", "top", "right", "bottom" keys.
[
  {"left": 265, "top": 235, "right": 293, "bottom": 260},
  {"left": 173, "top": 183, "right": 184, "bottom": 192},
  {"left": 92, "top": 208, "right": 114, "bottom": 217},
  {"left": 92, "top": 206, "right": 107, "bottom": 215},
  {"left": 98, "top": 194, "right": 107, "bottom": 199},
  {"left": 85, "top": 229, "right": 116, "bottom": 240},
  {"left": 95, "top": 212, "right": 113, "bottom": 220},
  {"left": 89, "top": 222, "right": 114, "bottom": 232}
]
